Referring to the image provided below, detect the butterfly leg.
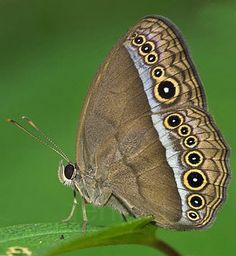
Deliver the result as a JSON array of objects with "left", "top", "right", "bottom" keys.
[
  {"left": 62, "top": 190, "right": 78, "bottom": 222},
  {"left": 81, "top": 197, "right": 88, "bottom": 232}
]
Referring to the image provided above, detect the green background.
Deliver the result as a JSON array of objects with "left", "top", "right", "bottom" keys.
[{"left": 1, "top": 0, "right": 235, "bottom": 255}]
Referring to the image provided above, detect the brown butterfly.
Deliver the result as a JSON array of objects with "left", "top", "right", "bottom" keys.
[{"left": 9, "top": 15, "right": 230, "bottom": 230}]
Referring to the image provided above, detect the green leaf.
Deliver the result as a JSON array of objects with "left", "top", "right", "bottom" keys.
[
  {"left": 0, "top": 217, "right": 181, "bottom": 256},
  {"left": 0, "top": 222, "right": 83, "bottom": 255}
]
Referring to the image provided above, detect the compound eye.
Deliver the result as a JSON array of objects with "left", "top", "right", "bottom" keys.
[{"left": 64, "top": 164, "right": 76, "bottom": 180}]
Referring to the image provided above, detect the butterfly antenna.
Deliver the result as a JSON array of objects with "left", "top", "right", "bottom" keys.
[
  {"left": 7, "top": 118, "right": 70, "bottom": 162},
  {"left": 21, "top": 116, "right": 70, "bottom": 162}
]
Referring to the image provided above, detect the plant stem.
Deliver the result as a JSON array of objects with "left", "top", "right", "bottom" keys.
[{"left": 151, "top": 239, "right": 182, "bottom": 256}]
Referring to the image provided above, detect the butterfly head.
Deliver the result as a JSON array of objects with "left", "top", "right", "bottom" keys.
[
  {"left": 6, "top": 116, "right": 81, "bottom": 189},
  {"left": 58, "top": 160, "right": 80, "bottom": 188}
]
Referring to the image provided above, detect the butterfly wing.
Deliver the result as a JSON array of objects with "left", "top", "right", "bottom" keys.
[{"left": 76, "top": 16, "right": 230, "bottom": 229}]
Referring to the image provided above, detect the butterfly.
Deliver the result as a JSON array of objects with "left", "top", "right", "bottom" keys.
[{"left": 9, "top": 15, "right": 230, "bottom": 230}]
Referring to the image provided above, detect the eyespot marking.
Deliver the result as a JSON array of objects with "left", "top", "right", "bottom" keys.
[
  {"left": 130, "top": 32, "right": 138, "bottom": 39},
  {"left": 183, "top": 169, "right": 207, "bottom": 191},
  {"left": 185, "top": 150, "right": 204, "bottom": 167},
  {"left": 164, "top": 113, "right": 184, "bottom": 129},
  {"left": 132, "top": 35, "right": 146, "bottom": 46},
  {"left": 145, "top": 51, "right": 158, "bottom": 64},
  {"left": 152, "top": 66, "right": 165, "bottom": 79},
  {"left": 184, "top": 135, "right": 198, "bottom": 148},
  {"left": 154, "top": 79, "right": 180, "bottom": 104},
  {"left": 139, "top": 41, "right": 155, "bottom": 55},
  {"left": 188, "top": 194, "right": 205, "bottom": 210},
  {"left": 187, "top": 210, "right": 200, "bottom": 221},
  {"left": 178, "top": 124, "right": 191, "bottom": 137}
]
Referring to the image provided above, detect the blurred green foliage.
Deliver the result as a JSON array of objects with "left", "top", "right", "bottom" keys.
[
  {"left": 0, "top": 217, "right": 167, "bottom": 256},
  {"left": 1, "top": 0, "right": 235, "bottom": 255}
]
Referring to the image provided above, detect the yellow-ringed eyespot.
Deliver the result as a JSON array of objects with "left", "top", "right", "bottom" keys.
[
  {"left": 139, "top": 41, "right": 155, "bottom": 55},
  {"left": 184, "top": 150, "right": 204, "bottom": 167},
  {"left": 178, "top": 124, "right": 191, "bottom": 137},
  {"left": 183, "top": 169, "right": 207, "bottom": 191},
  {"left": 154, "top": 78, "right": 180, "bottom": 104},
  {"left": 152, "top": 66, "right": 165, "bottom": 80},
  {"left": 132, "top": 35, "right": 146, "bottom": 46},
  {"left": 187, "top": 210, "right": 200, "bottom": 221},
  {"left": 184, "top": 135, "right": 198, "bottom": 148},
  {"left": 164, "top": 113, "right": 184, "bottom": 130},
  {"left": 187, "top": 194, "right": 205, "bottom": 210},
  {"left": 145, "top": 51, "right": 158, "bottom": 64},
  {"left": 130, "top": 32, "right": 138, "bottom": 39}
]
